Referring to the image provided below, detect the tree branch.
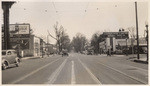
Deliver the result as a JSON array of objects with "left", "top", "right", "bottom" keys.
[{"left": 47, "top": 30, "right": 57, "bottom": 40}]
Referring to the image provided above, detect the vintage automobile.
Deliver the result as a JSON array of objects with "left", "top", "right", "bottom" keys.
[
  {"left": 2, "top": 50, "right": 20, "bottom": 70},
  {"left": 61, "top": 49, "right": 69, "bottom": 57},
  {"left": 87, "top": 50, "right": 93, "bottom": 55}
]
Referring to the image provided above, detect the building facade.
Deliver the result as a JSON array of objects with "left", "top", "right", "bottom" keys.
[
  {"left": 99, "top": 31, "right": 129, "bottom": 54},
  {"left": 2, "top": 23, "right": 44, "bottom": 57},
  {"left": 99, "top": 31, "right": 147, "bottom": 54}
]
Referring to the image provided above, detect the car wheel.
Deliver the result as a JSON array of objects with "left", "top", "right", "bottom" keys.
[
  {"left": 2, "top": 61, "right": 8, "bottom": 70},
  {"left": 18, "top": 59, "right": 21, "bottom": 63},
  {"left": 16, "top": 64, "right": 19, "bottom": 67}
]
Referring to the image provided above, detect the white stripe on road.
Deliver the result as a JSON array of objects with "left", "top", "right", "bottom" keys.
[
  {"left": 127, "top": 65, "right": 148, "bottom": 72},
  {"left": 97, "top": 61, "right": 147, "bottom": 84},
  {"left": 71, "top": 61, "right": 76, "bottom": 84},
  {"left": 46, "top": 58, "right": 67, "bottom": 84},
  {"left": 10, "top": 58, "right": 62, "bottom": 84},
  {"left": 78, "top": 58, "right": 102, "bottom": 84}
]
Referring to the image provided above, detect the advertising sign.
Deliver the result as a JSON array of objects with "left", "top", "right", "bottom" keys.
[
  {"left": 9, "top": 24, "right": 30, "bottom": 34},
  {"left": 2, "top": 24, "right": 30, "bottom": 50},
  {"left": 103, "top": 32, "right": 129, "bottom": 39}
]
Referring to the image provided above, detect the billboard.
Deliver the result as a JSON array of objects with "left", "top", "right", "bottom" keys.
[
  {"left": 2, "top": 24, "right": 30, "bottom": 38},
  {"left": 9, "top": 24, "right": 30, "bottom": 38},
  {"left": 103, "top": 32, "right": 129, "bottom": 39},
  {"left": 2, "top": 24, "right": 30, "bottom": 50},
  {"left": 9, "top": 24, "right": 30, "bottom": 34}
]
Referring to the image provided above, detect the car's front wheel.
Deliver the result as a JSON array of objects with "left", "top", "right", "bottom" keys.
[
  {"left": 2, "top": 61, "right": 8, "bottom": 70},
  {"left": 15, "top": 64, "right": 19, "bottom": 67}
]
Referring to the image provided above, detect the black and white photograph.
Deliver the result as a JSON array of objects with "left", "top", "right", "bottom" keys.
[{"left": 0, "top": 0, "right": 149, "bottom": 85}]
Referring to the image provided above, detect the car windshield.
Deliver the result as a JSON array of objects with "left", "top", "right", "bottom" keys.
[{"left": 2, "top": 51, "right": 6, "bottom": 55}]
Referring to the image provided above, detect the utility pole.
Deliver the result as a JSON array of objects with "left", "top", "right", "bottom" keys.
[
  {"left": 145, "top": 22, "right": 148, "bottom": 61},
  {"left": 47, "top": 35, "right": 50, "bottom": 56},
  {"left": 135, "top": 2, "right": 140, "bottom": 59},
  {"left": 126, "top": 38, "right": 128, "bottom": 56},
  {"left": 2, "top": 1, "right": 15, "bottom": 49}
]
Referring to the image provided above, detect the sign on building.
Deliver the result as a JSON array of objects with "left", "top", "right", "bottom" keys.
[
  {"left": 9, "top": 24, "right": 30, "bottom": 34},
  {"left": 9, "top": 24, "right": 30, "bottom": 38},
  {"left": 103, "top": 32, "right": 129, "bottom": 39},
  {"left": 2, "top": 24, "right": 31, "bottom": 50}
]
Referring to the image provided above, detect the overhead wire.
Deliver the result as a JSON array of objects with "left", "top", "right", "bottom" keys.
[{"left": 52, "top": 2, "right": 62, "bottom": 25}]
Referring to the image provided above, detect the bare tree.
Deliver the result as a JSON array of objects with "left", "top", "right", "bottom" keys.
[{"left": 48, "top": 22, "right": 71, "bottom": 54}]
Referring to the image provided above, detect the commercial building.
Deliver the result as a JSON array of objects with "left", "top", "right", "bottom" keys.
[
  {"left": 99, "top": 30, "right": 147, "bottom": 54},
  {"left": 46, "top": 43, "right": 57, "bottom": 55},
  {"left": 99, "top": 30, "right": 129, "bottom": 54},
  {"left": 2, "top": 23, "right": 45, "bottom": 57}
]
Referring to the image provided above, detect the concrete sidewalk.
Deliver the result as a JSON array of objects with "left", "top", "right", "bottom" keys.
[
  {"left": 128, "top": 54, "right": 148, "bottom": 64},
  {"left": 21, "top": 55, "right": 54, "bottom": 60},
  {"left": 21, "top": 56, "right": 41, "bottom": 60},
  {"left": 98, "top": 54, "right": 148, "bottom": 64}
]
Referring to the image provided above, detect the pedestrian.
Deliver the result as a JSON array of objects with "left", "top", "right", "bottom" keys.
[{"left": 107, "top": 50, "right": 109, "bottom": 56}]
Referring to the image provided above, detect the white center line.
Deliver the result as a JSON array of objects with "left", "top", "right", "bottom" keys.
[
  {"left": 78, "top": 58, "right": 102, "bottom": 84},
  {"left": 10, "top": 58, "right": 62, "bottom": 84},
  {"left": 71, "top": 61, "right": 76, "bottom": 84},
  {"left": 46, "top": 58, "right": 67, "bottom": 84}
]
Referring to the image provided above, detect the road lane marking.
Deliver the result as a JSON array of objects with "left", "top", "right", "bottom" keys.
[
  {"left": 127, "top": 65, "right": 148, "bottom": 72},
  {"left": 97, "top": 61, "right": 147, "bottom": 84},
  {"left": 78, "top": 58, "right": 102, "bottom": 84},
  {"left": 71, "top": 61, "right": 76, "bottom": 84},
  {"left": 10, "top": 58, "right": 62, "bottom": 84},
  {"left": 46, "top": 58, "right": 67, "bottom": 84}
]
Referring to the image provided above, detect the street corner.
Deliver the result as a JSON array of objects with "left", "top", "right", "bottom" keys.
[
  {"left": 133, "top": 59, "right": 148, "bottom": 64},
  {"left": 127, "top": 56, "right": 148, "bottom": 64}
]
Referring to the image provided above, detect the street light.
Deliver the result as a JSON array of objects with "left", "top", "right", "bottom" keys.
[{"left": 145, "top": 21, "right": 148, "bottom": 61}]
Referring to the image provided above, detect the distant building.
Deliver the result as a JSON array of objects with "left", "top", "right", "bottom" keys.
[
  {"left": 99, "top": 31, "right": 129, "bottom": 54},
  {"left": 2, "top": 23, "right": 45, "bottom": 57},
  {"left": 40, "top": 39, "right": 47, "bottom": 56},
  {"left": 99, "top": 30, "right": 147, "bottom": 54},
  {"left": 46, "top": 43, "right": 57, "bottom": 55},
  {"left": 2, "top": 23, "right": 31, "bottom": 50},
  {"left": 18, "top": 35, "right": 41, "bottom": 57}
]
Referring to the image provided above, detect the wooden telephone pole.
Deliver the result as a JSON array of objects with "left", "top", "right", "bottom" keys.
[{"left": 135, "top": 2, "right": 140, "bottom": 59}]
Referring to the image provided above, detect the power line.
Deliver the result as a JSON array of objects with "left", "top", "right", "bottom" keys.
[
  {"left": 52, "top": 2, "right": 62, "bottom": 25},
  {"left": 52, "top": 2, "right": 57, "bottom": 13}
]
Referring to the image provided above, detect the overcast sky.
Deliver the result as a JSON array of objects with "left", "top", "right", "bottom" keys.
[{"left": 1, "top": 1, "right": 148, "bottom": 44}]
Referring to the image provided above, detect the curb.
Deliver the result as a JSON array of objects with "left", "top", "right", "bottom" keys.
[
  {"left": 133, "top": 59, "right": 148, "bottom": 64},
  {"left": 21, "top": 56, "right": 41, "bottom": 60},
  {"left": 21, "top": 55, "right": 54, "bottom": 60}
]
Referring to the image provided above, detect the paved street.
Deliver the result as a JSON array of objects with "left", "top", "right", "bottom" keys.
[{"left": 2, "top": 53, "right": 148, "bottom": 84}]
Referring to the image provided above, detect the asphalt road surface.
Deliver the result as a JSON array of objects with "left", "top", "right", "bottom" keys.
[{"left": 2, "top": 53, "right": 148, "bottom": 84}]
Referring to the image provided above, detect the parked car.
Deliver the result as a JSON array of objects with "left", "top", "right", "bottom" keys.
[
  {"left": 2, "top": 50, "right": 20, "bottom": 70},
  {"left": 62, "top": 49, "right": 69, "bottom": 57},
  {"left": 87, "top": 50, "right": 93, "bottom": 55}
]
